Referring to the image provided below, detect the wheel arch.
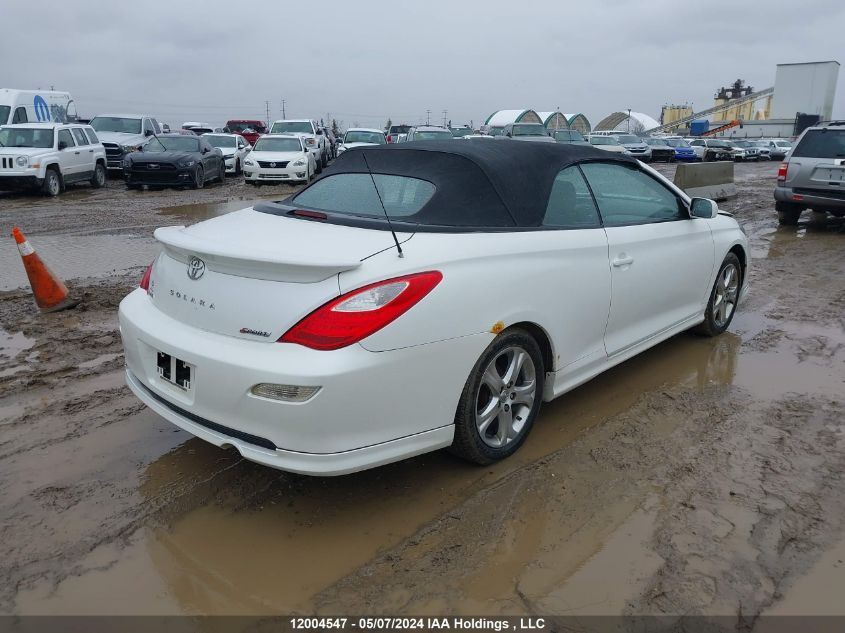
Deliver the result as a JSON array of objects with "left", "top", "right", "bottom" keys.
[
  {"left": 506, "top": 321, "right": 555, "bottom": 374},
  {"left": 728, "top": 243, "right": 747, "bottom": 283}
]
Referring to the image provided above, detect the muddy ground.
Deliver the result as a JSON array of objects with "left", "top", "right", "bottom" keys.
[{"left": 0, "top": 163, "right": 843, "bottom": 624}]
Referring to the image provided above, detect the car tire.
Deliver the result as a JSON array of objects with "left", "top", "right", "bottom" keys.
[
  {"left": 776, "top": 201, "right": 803, "bottom": 225},
  {"left": 216, "top": 161, "right": 225, "bottom": 183},
  {"left": 42, "top": 168, "right": 61, "bottom": 197},
  {"left": 192, "top": 166, "right": 204, "bottom": 189},
  {"left": 693, "top": 253, "right": 741, "bottom": 338},
  {"left": 449, "top": 328, "right": 545, "bottom": 465},
  {"left": 322, "top": 152, "right": 328, "bottom": 168},
  {"left": 90, "top": 163, "right": 106, "bottom": 189},
  {"left": 315, "top": 159, "right": 323, "bottom": 175},
  {"left": 235, "top": 159, "right": 242, "bottom": 176}
]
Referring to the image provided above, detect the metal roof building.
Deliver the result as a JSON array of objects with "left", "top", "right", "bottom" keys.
[
  {"left": 484, "top": 109, "right": 542, "bottom": 127},
  {"left": 536, "top": 111, "right": 570, "bottom": 130},
  {"left": 594, "top": 111, "right": 661, "bottom": 134},
  {"left": 562, "top": 113, "right": 591, "bottom": 134}
]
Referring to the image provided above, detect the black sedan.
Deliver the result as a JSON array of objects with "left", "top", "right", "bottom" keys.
[{"left": 124, "top": 134, "right": 225, "bottom": 190}]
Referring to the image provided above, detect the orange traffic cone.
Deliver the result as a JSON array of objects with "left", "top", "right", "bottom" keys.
[{"left": 11, "top": 227, "right": 79, "bottom": 313}]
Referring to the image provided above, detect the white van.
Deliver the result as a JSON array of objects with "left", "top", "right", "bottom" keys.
[{"left": 0, "top": 89, "right": 78, "bottom": 126}]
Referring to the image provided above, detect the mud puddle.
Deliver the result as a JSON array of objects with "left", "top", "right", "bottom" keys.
[
  {"left": 17, "top": 312, "right": 839, "bottom": 615},
  {"left": 157, "top": 194, "right": 287, "bottom": 223},
  {"left": 0, "top": 233, "right": 157, "bottom": 291}
]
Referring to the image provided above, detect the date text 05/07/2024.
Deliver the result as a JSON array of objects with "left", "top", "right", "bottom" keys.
[{"left": 289, "top": 618, "right": 547, "bottom": 631}]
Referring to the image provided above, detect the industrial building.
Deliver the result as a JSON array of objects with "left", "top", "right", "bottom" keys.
[
  {"left": 484, "top": 110, "right": 591, "bottom": 134},
  {"left": 647, "top": 60, "right": 840, "bottom": 138},
  {"left": 594, "top": 111, "right": 661, "bottom": 134}
]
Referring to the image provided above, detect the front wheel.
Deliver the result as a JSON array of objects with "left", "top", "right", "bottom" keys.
[
  {"left": 450, "top": 329, "right": 545, "bottom": 465},
  {"left": 694, "top": 253, "right": 741, "bottom": 337},
  {"left": 42, "top": 168, "right": 61, "bottom": 197},
  {"left": 90, "top": 163, "right": 106, "bottom": 188},
  {"left": 235, "top": 159, "right": 242, "bottom": 176},
  {"left": 216, "top": 161, "right": 225, "bottom": 183},
  {"left": 315, "top": 158, "right": 323, "bottom": 174},
  {"left": 192, "top": 166, "right": 204, "bottom": 189}
]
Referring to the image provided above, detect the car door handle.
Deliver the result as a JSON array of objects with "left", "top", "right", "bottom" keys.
[
  {"left": 612, "top": 255, "right": 634, "bottom": 267},
  {"left": 88, "top": 149, "right": 94, "bottom": 153},
  {"left": 74, "top": 151, "right": 80, "bottom": 155}
]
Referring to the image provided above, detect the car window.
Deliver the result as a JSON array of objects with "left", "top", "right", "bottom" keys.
[
  {"left": 543, "top": 166, "right": 601, "bottom": 229},
  {"left": 72, "top": 128, "right": 88, "bottom": 146},
  {"left": 57, "top": 129, "right": 75, "bottom": 148},
  {"left": 84, "top": 127, "right": 100, "bottom": 144},
  {"left": 151, "top": 119, "right": 161, "bottom": 134},
  {"left": 690, "top": 140, "right": 703, "bottom": 146},
  {"left": 580, "top": 163, "right": 683, "bottom": 226},
  {"left": 12, "top": 107, "right": 27, "bottom": 124},
  {"left": 792, "top": 130, "right": 845, "bottom": 159},
  {"left": 294, "top": 174, "right": 436, "bottom": 218},
  {"left": 143, "top": 119, "right": 154, "bottom": 135}
]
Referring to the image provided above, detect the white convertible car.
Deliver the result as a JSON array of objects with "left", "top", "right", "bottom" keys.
[{"left": 119, "top": 141, "right": 748, "bottom": 475}]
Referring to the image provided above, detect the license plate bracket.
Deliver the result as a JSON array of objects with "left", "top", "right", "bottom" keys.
[{"left": 156, "top": 351, "right": 193, "bottom": 390}]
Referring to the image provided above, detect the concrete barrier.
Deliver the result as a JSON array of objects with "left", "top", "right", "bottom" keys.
[{"left": 673, "top": 162, "right": 737, "bottom": 201}]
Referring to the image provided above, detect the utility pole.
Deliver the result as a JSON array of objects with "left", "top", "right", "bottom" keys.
[
  {"left": 627, "top": 108, "right": 632, "bottom": 132},
  {"left": 426, "top": 110, "right": 431, "bottom": 125},
  {"left": 442, "top": 110, "right": 448, "bottom": 127},
  {"left": 265, "top": 101, "right": 270, "bottom": 123},
  {"left": 281, "top": 99, "right": 287, "bottom": 120}
]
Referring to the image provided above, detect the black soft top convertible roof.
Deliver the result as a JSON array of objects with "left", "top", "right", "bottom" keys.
[{"left": 262, "top": 140, "right": 638, "bottom": 228}]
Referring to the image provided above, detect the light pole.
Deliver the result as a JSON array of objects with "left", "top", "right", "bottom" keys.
[{"left": 627, "top": 108, "right": 631, "bottom": 132}]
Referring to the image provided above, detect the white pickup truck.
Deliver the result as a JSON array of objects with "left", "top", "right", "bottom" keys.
[{"left": 0, "top": 122, "right": 107, "bottom": 196}]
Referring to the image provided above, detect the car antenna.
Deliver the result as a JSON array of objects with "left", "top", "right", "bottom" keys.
[{"left": 360, "top": 151, "right": 403, "bottom": 258}]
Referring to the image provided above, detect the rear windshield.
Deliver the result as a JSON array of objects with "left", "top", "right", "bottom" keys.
[
  {"left": 0, "top": 106, "right": 9, "bottom": 125},
  {"left": 389, "top": 125, "right": 411, "bottom": 135},
  {"left": 293, "top": 174, "right": 435, "bottom": 217},
  {"left": 344, "top": 131, "right": 386, "bottom": 144},
  {"left": 90, "top": 116, "right": 142, "bottom": 134},
  {"left": 793, "top": 130, "right": 845, "bottom": 159},
  {"left": 227, "top": 121, "right": 266, "bottom": 133},
  {"left": 663, "top": 139, "right": 690, "bottom": 148},
  {"left": 413, "top": 130, "right": 453, "bottom": 140},
  {"left": 271, "top": 121, "right": 313, "bottom": 134},
  {"left": 512, "top": 124, "right": 547, "bottom": 137},
  {"left": 205, "top": 135, "right": 236, "bottom": 148},
  {"left": 554, "top": 130, "right": 585, "bottom": 142}
]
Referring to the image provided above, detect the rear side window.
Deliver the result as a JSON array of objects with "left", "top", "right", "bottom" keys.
[
  {"left": 84, "top": 127, "right": 100, "bottom": 144},
  {"left": 543, "top": 166, "right": 600, "bottom": 228},
  {"left": 72, "top": 128, "right": 88, "bottom": 146},
  {"left": 12, "top": 107, "right": 27, "bottom": 124},
  {"left": 294, "top": 174, "right": 435, "bottom": 217},
  {"left": 580, "top": 163, "right": 682, "bottom": 226},
  {"left": 792, "top": 130, "right": 845, "bottom": 159}
]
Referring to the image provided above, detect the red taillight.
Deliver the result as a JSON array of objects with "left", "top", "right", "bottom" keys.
[
  {"left": 279, "top": 271, "right": 443, "bottom": 350},
  {"left": 777, "top": 162, "right": 788, "bottom": 182},
  {"left": 139, "top": 262, "right": 154, "bottom": 292}
]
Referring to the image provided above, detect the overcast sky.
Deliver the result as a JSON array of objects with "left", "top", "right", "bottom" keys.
[{"left": 2, "top": 0, "right": 842, "bottom": 130}]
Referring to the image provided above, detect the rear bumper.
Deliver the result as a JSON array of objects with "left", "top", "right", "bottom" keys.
[
  {"left": 118, "top": 289, "right": 487, "bottom": 474},
  {"left": 774, "top": 186, "right": 845, "bottom": 213},
  {"left": 125, "top": 369, "right": 454, "bottom": 476}
]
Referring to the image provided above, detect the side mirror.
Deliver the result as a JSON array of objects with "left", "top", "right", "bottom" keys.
[
  {"left": 316, "top": 129, "right": 323, "bottom": 135},
  {"left": 690, "top": 197, "right": 718, "bottom": 219},
  {"left": 144, "top": 129, "right": 153, "bottom": 137},
  {"left": 58, "top": 141, "right": 68, "bottom": 150},
  {"left": 202, "top": 147, "right": 209, "bottom": 154}
]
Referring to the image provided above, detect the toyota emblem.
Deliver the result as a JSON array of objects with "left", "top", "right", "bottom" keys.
[
  {"left": 187, "top": 256, "right": 205, "bottom": 280},
  {"left": 270, "top": 162, "right": 276, "bottom": 168}
]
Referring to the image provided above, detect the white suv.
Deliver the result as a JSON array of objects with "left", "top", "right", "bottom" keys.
[
  {"left": 0, "top": 122, "right": 107, "bottom": 196},
  {"left": 269, "top": 119, "right": 327, "bottom": 171}
]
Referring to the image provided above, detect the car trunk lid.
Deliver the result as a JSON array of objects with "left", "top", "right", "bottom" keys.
[{"left": 149, "top": 208, "right": 411, "bottom": 341}]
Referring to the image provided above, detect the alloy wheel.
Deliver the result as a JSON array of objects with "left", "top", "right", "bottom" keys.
[
  {"left": 713, "top": 263, "right": 739, "bottom": 328},
  {"left": 475, "top": 346, "right": 537, "bottom": 448}
]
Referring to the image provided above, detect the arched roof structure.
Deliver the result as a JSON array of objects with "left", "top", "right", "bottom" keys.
[{"left": 594, "top": 111, "right": 661, "bottom": 134}]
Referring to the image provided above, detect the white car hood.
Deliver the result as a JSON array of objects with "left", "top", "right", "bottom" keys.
[
  {"left": 341, "top": 142, "right": 380, "bottom": 150},
  {"left": 95, "top": 130, "right": 147, "bottom": 146},
  {"left": 0, "top": 147, "right": 55, "bottom": 158},
  {"left": 249, "top": 150, "right": 306, "bottom": 162}
]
